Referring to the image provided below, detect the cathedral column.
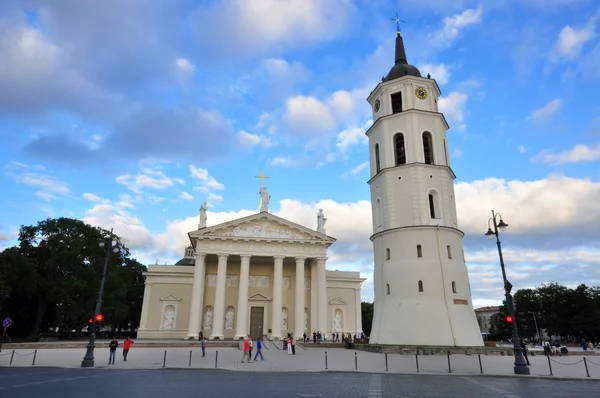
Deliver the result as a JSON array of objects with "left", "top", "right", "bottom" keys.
[
  {"left": 355, "top": 287, "right": 363, "bottom": 335},
  {"left": 271, "top": 256, "right": 284, "bottom": 340},
  {"left": 138, "top": 280, "right": 151, "bottom": 330},
  {"left": 234, "top": 255, "right": 251, "bottom": 339},
  {"left": 294, "top": 257, "right": 306, "bottom": 340},
  {"left": 186, "top": 253, "right": 207, "bottom": 339},
  {"left": 317, "top": 257, "right": 327, "bottom": 333},
  {"left": 310, "top": 259, "right": 317, "bottom": 333},
  {"left": 210, "top": 253, "right": 229, "bottom": 339}
]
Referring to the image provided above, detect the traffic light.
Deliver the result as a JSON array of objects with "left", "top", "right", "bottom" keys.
[
  {"left": 95, "top": 314, "right": 103, "bottom": 322},
  {"left": 88, "top": 318, "right": 93, "bottom": 324},
  {"left": 505, "top": 314, "right": 514, "bottom": 328}
]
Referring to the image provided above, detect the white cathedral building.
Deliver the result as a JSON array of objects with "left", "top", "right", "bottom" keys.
[{"left": 366, "top": 29, "right": 483, "bottom": 346}]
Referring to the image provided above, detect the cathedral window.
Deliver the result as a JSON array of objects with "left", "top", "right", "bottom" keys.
[
  {"left": 447, "top": 245, "right": 452, "bottom": 259},
  {"left": 423, "top": 132, "right": 434, "bottom": 164},
  {"left": 443, "top": 139, "right": 449, "bottom": 165},
  {"left": 417, "top": 244, "right": 422, "bottom": 258},
  {"left": 375, "top": 143, "right": 381, "bottom": 173},
  {"left": 394, "top": 133, "right": 406, "bottom": 165},
  {"left": 386, "top": 284, "right": 390, "bottom": 295},
  {"left": 428, "top": 190, "right": 440, "bottom": 219},
  {"left": 375, "top": 199, "right": 382, "bottom": 228},
  {"left": 428, "top": 194, "right": 436, "bottom": 218},
  {"left": 418, "top": 280, "right": 424, "bottom": 292},
  {"left": 452, "top": 281, "right": 457, "bottom": 294},
  {"left": 391, "top": 92, "right": 402, "bottom": 114},
  {"left": 386, "top": 248, "right": 390, "bottom": 260}
]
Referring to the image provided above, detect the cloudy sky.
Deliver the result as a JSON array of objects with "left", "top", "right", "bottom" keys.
[{"left": 1, "top": 0, "right": 599, "bottom": 307}]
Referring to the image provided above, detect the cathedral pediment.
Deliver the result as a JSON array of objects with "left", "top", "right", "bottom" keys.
[
  {"left": 249, "top": 293, "right": 270, "bottom": 301},
  {"left": 160, "top": 294, "right": 182, "bottom": 301},
  {"left": 189, "top": 212, "right": 335, "bottom": 244},
  {"left": 329, "top": 297, "right": 348, "bottom": 306}
]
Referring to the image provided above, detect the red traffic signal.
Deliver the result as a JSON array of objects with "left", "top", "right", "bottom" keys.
[
  {"left": 505, "top": 315, "right": 513, "bottom": 324},
  {"left": 88, "top": 318, "right": 93, "bottom": 324},
  {"left": 95, "top": 314, "right": 103, "bottom": 322}
]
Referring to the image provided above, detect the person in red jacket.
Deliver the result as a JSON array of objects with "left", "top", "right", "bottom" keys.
[
  {"left": 241, "top": 336, "right": 251, "bottom": 363},
  {"left": 123, "top": 337, "right": 134, "bottom": 361}
]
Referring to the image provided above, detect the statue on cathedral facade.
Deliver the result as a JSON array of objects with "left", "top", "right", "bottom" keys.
[
  {"left": 259, "top": 186, "right": 271, "bottom": 212},
  {"left": 199, "top": 201, "right": 208, "bottom": 229},
  {"left": 317, "top": 209, "right": 327, "bottom": 234}
]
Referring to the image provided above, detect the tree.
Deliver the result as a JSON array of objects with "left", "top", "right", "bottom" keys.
[{"left": 361, "top": 302, "right": 373, "bottom": 337}]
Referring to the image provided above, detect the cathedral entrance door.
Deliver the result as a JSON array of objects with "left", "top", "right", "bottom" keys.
[{"left": 249, "top": 307, "right": 264, "bottom": 339}]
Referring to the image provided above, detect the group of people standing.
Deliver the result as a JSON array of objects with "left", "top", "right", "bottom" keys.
[{"left": 303, "top": 331, "right": 355, "bottom": 344}]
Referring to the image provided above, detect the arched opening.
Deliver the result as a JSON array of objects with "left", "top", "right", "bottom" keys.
[
  {"left": 447, "top": 245, "right": 452, "bottom": 259},
  {"left": 394, "top": 133, "right": 406, "bottom": 165},
  {"left": 452, "top": 281, "right": 457, "bottom": 293},
  {"left": 418, "top": 280, "right": 424, "bottom": 292},
  {"left": 375, "top": 143, "right": 381, "bottom": 173},
  {"left": 386, "top": 248, "right": 391, "bottom": 260},
  {"left": 417, "top": 244, "right": 422, "bottom": 258},
  {"left": 422, "top": 132, "right": 434, "bottom": 165},
  {"left": 386, "top": 284, "right": 390, "bottom": 295},
  {"left": 443, "top": 139, "right": 449, "bottom": 165},
  {"left": 428, "top": 190, "right": 441, "bottom": 220},
  {"left": 375, "top": 198, "right": 382, "bottom": 228}
]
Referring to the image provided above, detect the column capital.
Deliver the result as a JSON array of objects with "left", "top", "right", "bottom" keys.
[
  {"left": 295, "top": 257, "right": 307, "bottom": 262},
  {"left": 240, "top": 254, "right": 252, "bottom": 261},
  {"left": 216, "top": 253, "right": 229, "bottom": 259},
  {"left": 194, "top": 251, "right": 207, "bottom": 257},
  {"left": 273, "top": 255, "right": 286, "bottom": 261},
  {"left": 316, "top": 257, "right": 327, "bottom": 263}
]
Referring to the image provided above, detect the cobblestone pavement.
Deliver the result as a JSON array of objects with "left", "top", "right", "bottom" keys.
[
  {"left": 2, "top": 346, "right": 600, "bottom": 380},
  {"left": 0, "top": 368, "right": 599, "bottom": 398}
]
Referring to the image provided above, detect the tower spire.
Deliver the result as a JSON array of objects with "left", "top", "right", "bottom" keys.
[{"left": 383, "top": 13, "right": 421, "bottom": 82}]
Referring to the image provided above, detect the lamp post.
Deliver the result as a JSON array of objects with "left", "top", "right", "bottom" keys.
[
  {"left": 485, "top": 210, "right": 530, "bottom": 375},
  {"left": 528, "top": 311, "right": 543, "bottom": 345},
  {"left": 81, "top": 229, "right": 120, "bottom": 368}
]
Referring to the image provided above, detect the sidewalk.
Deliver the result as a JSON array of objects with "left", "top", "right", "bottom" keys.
[{"left": 1, "top": 346, "right": 599, "bottom": 380}]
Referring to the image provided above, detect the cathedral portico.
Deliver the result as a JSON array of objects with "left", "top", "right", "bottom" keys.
[{"left": 138, "top": 209, "right": 364, "bottom": 341}]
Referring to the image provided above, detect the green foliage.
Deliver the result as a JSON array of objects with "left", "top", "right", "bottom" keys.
[
  {"left": 0, "top": 217, "right": 147, "bottom": 340},
  {"left": 361, "top": 301, "right": 373, "bottom": 336}
]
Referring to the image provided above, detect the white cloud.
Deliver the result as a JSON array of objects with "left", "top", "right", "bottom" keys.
[
  {"left": 528, "top": 99, "right": 562, "bottom": 120},
  {"left": 552, "top": 13, "right": 598, "bottom": 61},
  {"left": 236, "top": 130, "right": 273, "bottom": 149},
  {"left": 518, "top": 145, "right": 528, "bottom": 154},
  {"left": 418, "top": 63, "right": 451, "bottom": 85},
  {"left": 189, "top": 165, "right": 225, "bottom": 193},
  {"left": 83, "top": 193, "right": 109, "bottom": 204},
  {"left": 532, "top": 144, "right": 600, "bottom": 165},
  {"left": 116, "top": 168, "right": 180, "bottom": 193},
  {"left": 269, "top": 156, "right": 299, "bottom": 167},
  {"left": 175, "top": 57, "right": 196, "bottom": 73},
  {"left": 335, "top": 122, "right": 370, "bottom": 154},
  {"left": 428, "top": 6, "right": 483, "bottom": 50},
  {"left": 179, "top": 191, "right": 194, "bottom": 201},
  {"left": 438, "top": 91, "right": 468, "bottom": 132},
  {"left": 342, "top": 162, "right": 369, "bottom": 177},
  {"left": 5, "top": 162, "right": 70, "bottom": 201}
]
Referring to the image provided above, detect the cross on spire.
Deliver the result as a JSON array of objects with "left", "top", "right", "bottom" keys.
[
  {"left": 391, "top": 12, "right": 405, "bottom": 33},
  {"left": 255, "top": 169, "right": 270, "bottom": 187}
]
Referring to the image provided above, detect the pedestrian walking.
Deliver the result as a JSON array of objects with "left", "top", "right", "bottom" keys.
[
  {"left": 291, "top": 333, "right": 296, "bottom": 355},
  {"left": 248, "top": 337, "right": 254, "bottom": 362},
  {"left": 201, "top": 337, "right": 207, "bottom": 357},
  {"left": 254, "top": 337, "right": 264, "bottom": 361},
  {"left": 241, "top": 336, "right": 251, "bottom": 363},
  {"left": 108, "top": 337, "right": 118, "bottom": 365},
  {"left": 287, "top": 336, "right": 292, "bottom": 354},
  {"left": 123, "top": 337, "right": 134, "bottom": 361},
  {"left": 520, "top": 340, "right": 531, "bottom": 365}
]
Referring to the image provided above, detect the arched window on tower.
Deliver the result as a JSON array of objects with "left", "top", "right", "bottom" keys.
[
  {"left": 443, "top": 139, "right": 449, "bottom": 165},
  {"left": 391, "top": 92, "right": 402, "bottom": 114},
  {"left": 417, "top": 244, "right": 422, "bottom": 258},
  {"left": 418, "top": 280, "right": 424, "bottom": 292},
  {"left": 394, "top": 133, "right": 406, "bottom": 165},
  {"left": 452, "top": 281, "right": 457, "bottom": 294},
  {"left": 386, "top": 284, "right": 390, "bottom": 295},
  {"left": 375, "top": 143, "right": 381, "bottom": 173},
  {"left": 375, "top": 199, "right": 382, "bottom": 228},
  {"left": 386, "top": 248, "right": 391, "bottom": 260},
  {"left": 423, "top": 132, "right": 434, "bottom": 165},
  {"left": 428, "top": 190, "right": 441, "bottom": 220},
  {"left": 447, "top": 245, "right": 452, "bottom": 259}
]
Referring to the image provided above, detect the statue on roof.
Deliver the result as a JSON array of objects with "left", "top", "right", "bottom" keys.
[
  {"left": 317, "top": 208, "right": 327, "bottom": 234},
  {"left": 199, "top": 201, "right": 208, "bottom": 229},
  {"left": 259, "top": 186, "right": 270, "bottom": 213}
]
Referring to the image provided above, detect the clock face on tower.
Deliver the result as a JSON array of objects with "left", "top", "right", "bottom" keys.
[
  {"left": 415, "top": 87, "right": 427, "bottom": 100},
  {"left": 373, "top": 99, "right": 381, "bottom": 113}
]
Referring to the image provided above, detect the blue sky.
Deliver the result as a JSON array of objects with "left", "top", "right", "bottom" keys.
[{"left": 1, "top": 0, "right": 600, "bottom": 306}]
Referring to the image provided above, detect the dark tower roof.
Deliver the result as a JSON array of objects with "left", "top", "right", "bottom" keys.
[{"left": 384, "top": 32, "right": 421, "bottom": 82}]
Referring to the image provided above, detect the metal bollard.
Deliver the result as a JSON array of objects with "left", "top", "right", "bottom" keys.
[
  {"left": 214, "top": 350, "right": 218, "bottom": 368},
  {"left": 584, "top": 357, "right": 590, "bottom": 378},
  {"left": 32, "top": 350, "right": 37, "bottom": 366},
  {"left": 415, "top": 353, "right": 419, "bottom": 373},
  {"left": 162, "top": 350, "right": 167, "bottom": 368},
  {"left": 547, "top": 356, "right": 553, "bottom": 376},
  {"left": 385, "top": 353, "right": 388, "bottom": 372},
  {"left": 10, "top": 350, "right": 15, "bottom": 365},
  {"left": 355, "top": 352, "right": 358, "bottom": 370},
  {"left": 325, "top": 351, "right": 328, "bottom": 370},
  {"left": 189, "top": 350, "right": 192, "bottom": 368},
  {"left": 447, "top": 351, "right": 452, "bottom": 373},
  {"left": 478, "top": 354, "right": 483, "bottom": 374}
]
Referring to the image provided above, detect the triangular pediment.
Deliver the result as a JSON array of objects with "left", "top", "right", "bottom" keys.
[
  {"left": 329, "top": 297, "right": 348, "bottom": 306},
  {"left": 248, "top": 293, "right": 271, "bottom": 301},
  {"left": 160, "top": 294, "right": 182, "bottom": 301},
  {"left": 189, "top": 212, "right": 336, "bottom": 244}
]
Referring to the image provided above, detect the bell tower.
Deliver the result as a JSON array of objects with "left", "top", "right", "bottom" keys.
[{"left": 367, "top": 27, "right": 483, "bottom": 346}]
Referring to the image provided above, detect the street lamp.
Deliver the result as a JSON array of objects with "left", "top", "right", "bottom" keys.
[
  {"left": 528, "top": 311, "right": 543, "bottom": 345},
  {"left": 81, "top": 229, "right": 121, "bottom": 368},
  {"left": 485, "top": 210, "right": 530, "bottom": 375}
]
